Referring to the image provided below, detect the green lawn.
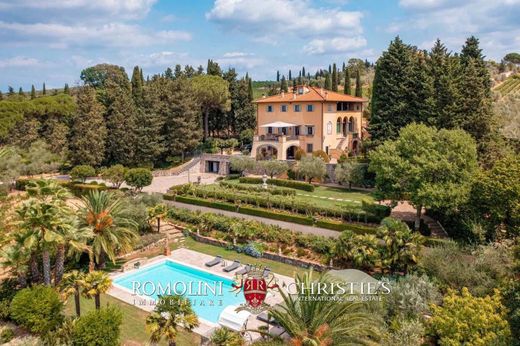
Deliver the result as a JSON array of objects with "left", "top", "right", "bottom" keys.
[
  {"left": 214, "top": 180, "right": 375, "bottom": 209},
  {"left": 65, "top": 294, "right": 200, "bottom": 346},
  {"left": 181, "top": 237, "right": 307, "bottom": 278}
]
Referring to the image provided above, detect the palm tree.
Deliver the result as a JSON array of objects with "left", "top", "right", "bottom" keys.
[
  {"left": 0, "top": 242, "right": 29, "bottom": 287},
  {"left": 335, "top": 231, "right": 380, "bottom": 270},
  {"left": 60, "top": 270, "right": 85, "bottom": 317},
  {"left": 210, "top": 327, "right": 245, "bottom": 346},
  {"left": 146, "top": 295, "right": 199, "bottom": 346},
  {"left": 147, "top": 203, "right": 168, "bottom": 232},
  {"left": 54, "top": 219, "right": 91, "bottom": 285},
  {"left": 80, "top": 270, "right": 111, "bottom": 310},
  {"left": 79, "top": 190, "right": 139, "bottom": 269},
  {"left": 269, "top": 272, "right": 382, "bottom": 345}
]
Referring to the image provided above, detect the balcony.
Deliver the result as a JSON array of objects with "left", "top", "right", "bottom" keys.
[{"left": 251, "top": 134, "right": 302, "bottom": 160}]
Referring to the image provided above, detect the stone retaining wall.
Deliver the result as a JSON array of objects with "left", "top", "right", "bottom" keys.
[{"left": 190, "top": 232, "right": 329, "bottom": 272}]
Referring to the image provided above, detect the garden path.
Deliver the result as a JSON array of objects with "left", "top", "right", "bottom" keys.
[{"left": 165, "top": 200, "right": 341, "bottom": 238}]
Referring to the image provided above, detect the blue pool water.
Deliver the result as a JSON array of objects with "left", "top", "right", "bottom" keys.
[{"left": 114, "top": 260, "right": 245, "bottom": 323}]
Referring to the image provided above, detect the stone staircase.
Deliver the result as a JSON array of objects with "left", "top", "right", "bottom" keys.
[
  {"left": 158, "top": 222, "right": 185, "bottom": 246},
  {"left": 336, "top": 137, "right": 347, "bottom": 150}
]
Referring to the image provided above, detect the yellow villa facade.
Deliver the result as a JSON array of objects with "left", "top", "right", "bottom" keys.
[{"left": 252, "top": 85, "right": 366, "bottom": 161}]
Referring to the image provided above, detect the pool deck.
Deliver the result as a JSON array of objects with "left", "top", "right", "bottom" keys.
[{"left": 108, "top": 248, "right": 294, "bottom": 341}]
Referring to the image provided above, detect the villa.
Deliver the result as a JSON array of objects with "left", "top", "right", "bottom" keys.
[{"left": 251, "top": 85, "right": 366, "bottom": 161}]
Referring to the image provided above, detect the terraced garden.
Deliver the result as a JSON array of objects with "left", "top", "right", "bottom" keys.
[{"left": 495, "top": 74, "right": 520, "bottom": 96}]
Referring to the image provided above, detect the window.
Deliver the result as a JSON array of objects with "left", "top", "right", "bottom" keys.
[
  {"left": 356, "top": 104, "right": 360, "bottom": 111},
  {"left": 306, "top": 144, "right": 313, "bottom": 153},
  {"left": 295, "top": 126, "right": 300, "bottom": 136},
  {"left": 267, "top": 105, "right": 273, "bottom": 112},
  {"left": 280, "top": 105, "right": 287, "bottom": 112},
  {"left": 306, "top": 126, "right": 314, "bottom": 135},
  {"left": 327, "top": 121, "right": 332, "bottom": 135},
  {"left": 307, "top": 104, "right": 314, "bottom": 112},
  {"left": 327, "top": 104, "right": 333, "bottom": 112},
  {"left": 267, "top": 127, "right": 273, "bottom": 134},
  {"left": 294, "top": 104, "right": 301, "bottom": 112},
  {"left": 336, "top": 118, "right": 341, "bottom": 134}
]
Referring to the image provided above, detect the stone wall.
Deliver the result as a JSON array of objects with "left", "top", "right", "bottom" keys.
[
  {"left": 200, "top": 153, "right": 231, "bottom": 175},
  {"left": 191, "top": 233, "right": 329, "bottom": 272}
]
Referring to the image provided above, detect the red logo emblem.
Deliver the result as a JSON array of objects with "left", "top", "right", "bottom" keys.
[{"left": 232, "top": 266, "right": 278, "bottom": 313}]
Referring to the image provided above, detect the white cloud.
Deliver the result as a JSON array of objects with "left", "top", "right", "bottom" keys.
[
  {"left": 222, "top": 52, "right": 251, "bottom": 58},
  {"left": 0, "top": 56, "right": 40, "bottom": 68},
  {"left": 0, "top": 0, "right": 157, "bottom": 19},
  {"left": 0, "top": 21, "right": 191, "bottom": 48},
  {"left": 206, "top": 0, "right": 363, "bottom": 37},
  {"left": 217, "top": 52, "right": 264, "bottom": 69},
  {"left": 303, "top": 36, "right": 367, "bottom": 55}
]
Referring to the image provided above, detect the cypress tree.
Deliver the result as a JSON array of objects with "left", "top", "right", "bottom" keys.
[
  {"left": 63, "top": 83, "right": 69, "bottom": 95},
  {"left": 0, "top": 91, "right": 3, "bottom": 100},
  {"left": 276, "top": 70, "right": 280, "bottom": 82},
  {"left": 342, "top": 62, "right": 346, "bottom": 71},
  {"left": 302, "top": 66, "right": 306, "bottom": 79},
  {"left": 42, "top": 83, "right": 46, "bottom": 95},
  {"left": 247, "top": 75, "right": 254, "bottom": 102},
  {"left": 174, "top": 65, "right": 183, "bottom": 79},
  {"left": 324, "top": 73, "right": 332, "bottom": 90},
  {"left": 131, "top": 65, "right": 144, "bottom": 105},
  {"left": 328, "top": 64, "right": 332, "bottom": 74},
  {"left": 288, "top": 70, "right": 292, "bottom": 81},
  {"left": 233, "top": 78, "right": 256, "bottom": 134},
  {"left": 369, "top": 37, "right": 417, "bottom": 145},
  {"left": 18, "top": 87, "right": 23, "bottom": 96},
  {"left": 69, "top": 87, "right": 107, "bottom": 166},
  {"left": 104, "top": 82, "right": 138, "bottom": 166},
  {"left": 344, "top": 68, "right": 351, "bottom": 95},
  {"left": 332, "top": 64, "right": 338, "bottom": 92},
  {"left": 407, "top": 52, "right": 435, "bottom": 125},
  {"left": 355, "top": 69, "right": 363, "bottom": 97},
  {"left": 280, "top": 76, "right": 288, "bottom": 92},
  {"left": 165, "top": 67, "right": 174, "bottom": 79},
  {"left": 7, "top": 86, "right": 14, "bottom": 96},
  {"left": 140, "top": 68, "right": 144, "bottom": 85}
]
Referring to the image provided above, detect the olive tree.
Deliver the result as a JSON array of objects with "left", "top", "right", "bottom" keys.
[
  {"left": 297, "top": 156, "right": 326, "bottom": 183},
  {"left": 229, "top": 155, "right": 256, "bottom": 176},
  {"left": 259, "top": 160, "right": 289, "bottom": 178}
]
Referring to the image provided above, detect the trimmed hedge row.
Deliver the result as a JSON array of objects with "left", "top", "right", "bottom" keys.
[
  {"left": 165, "top": 193, "right": 379, "bottom": 234},
  {"left": 238, "top": 177, "right": 315, "bottom": 192},
  {"left": 219, "top": 180, "right": 296, "bottom": 196},
  {"left": 15, "top": 178, "right": 108, "bottom": 196},
  {"left": 170, "top": 183, "right": 389, "bottom": 224}
]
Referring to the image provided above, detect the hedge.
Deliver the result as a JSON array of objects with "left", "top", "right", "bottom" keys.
[
  {"left": 315, "top": 219, "right": 377, "bottom": 234},
  {"left": 239, "top": 177, "right": 315, "bottom": 192},
  {"left": 219, "top": 180, "right": 296, "bottom": 196},
  {"left": 238, "top": 206, "right": 314, "bottom": 226},
  {"left": 170, "top": 195, "right": 238, "bottom": 212},
  {"left": 15, "top": 178, "right": 108, "bottom": 196}
]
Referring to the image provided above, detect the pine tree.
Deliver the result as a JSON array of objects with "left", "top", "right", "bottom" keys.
[
  {"left": 131, "top": 65, "right": 144, "bottom": 105},
  {"left": 369, "top": 37, "right": 418, "bottom": 146},
  {"left": 207, "top": 59, "right": 222, "bottom": 76},
  {"left": 355, "top": 69, "right": 363, "bottom": 97},
  {"left": 324, "top": 73, "right": 332, "bottom": 90},
  {"left": 104, "top": 82, "right": 138, "bottom": 166},
  {"left": 42, "top": 83, "right": 46, "bottom": 95},
  {"left": 407, "top": 52, "right": 435, "bottom": 125},
  {"left": 63, "top": 83, "right": 70, "bottom": 95},
  {"left": 344, "top": 68, "right": 351, "bottom": 95},
  {"left": 69, "top": 87, "right": 107, "bottom": 166},
  {"left": 332, "top": 63, "right": 338, "bottom": 92},
  {"left": 18, "top": 87, "right": 23, "bottom": 96},
  {"left": 174, "top": 65, "right": 183, "bottom": 79},
  {"left": 276, "top": 70, "right": 280, "bottom": 82},
  {"left": 280, "top": 76, "right": 288, "bottom": 92}
]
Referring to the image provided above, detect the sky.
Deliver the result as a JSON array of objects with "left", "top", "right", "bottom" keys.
[{"left": 0, "top": 0, "right": 519, "bottom": 91}]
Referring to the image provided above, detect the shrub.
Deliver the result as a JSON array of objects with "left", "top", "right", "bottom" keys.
[
  {"left": 312, "top": 150, "right": 330, "bottom": 163},
  {"left": 219, "top": 181, "right": 296, "bottom": 196},
  {"left": 100, "top": 164, "right": 127, "bottom": 188},
  {"left": 10, "top": 285, "right": 64, "bottom": 335},
  {"left": 258, "top": 160, "right": 289, "bottom": 178},
  {"left": 67, "top": 182, "right": 107, "bottom": 197},
  {"left": 243, "top": 242, "right": 264, "bottom": 258},
  {"left": 296, "top": 156, "right": 326, "bottom": 182},
  {"left": 71, "top": 306, "right": 123, "bottom": 346},
  {"left": 385, "top": 274, "right": 442, "bottom": 320},
  {"left": 385, "top": 319, "right": 425, "bottom": 346},
  {"left": 294, "top": 147, "right": 306, "bottom": 160},
  {"left": 210, "top": 327, "right": 245, "bottom": 346},
  {"left": 0, "top": 327, "right": 14, "bottom": 343},
  {"left": 229, "top": 155, "right": 256, "bottom": 175},
  {"left": 124, "top": 168, "right": 153, "bottom": 192},
  {"left": 430, "top": 288, "right": 511, "bottom": 345},
  {"left": 70, "top": 165, "right": 96, "bottom": 182}
]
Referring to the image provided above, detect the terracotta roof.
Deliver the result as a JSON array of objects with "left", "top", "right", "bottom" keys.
[{"left": 254, "top": 85, "right": 367, "bottom": 103}]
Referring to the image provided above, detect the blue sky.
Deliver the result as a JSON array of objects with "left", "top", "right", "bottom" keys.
[{"left": 0, "top": 0, "right": 519, "bottom": 91}]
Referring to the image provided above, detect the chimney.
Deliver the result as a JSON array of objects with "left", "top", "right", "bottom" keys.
[
  {"left": 293, "top": 93, "right": 296, "bottom": 100},
  {"left": 281, "top": 91, "right": 285, "bottom": 98}
]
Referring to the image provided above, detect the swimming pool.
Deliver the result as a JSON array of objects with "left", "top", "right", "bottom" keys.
[{"left": 113, "top": 259, "right": 245, "bottom": 323}]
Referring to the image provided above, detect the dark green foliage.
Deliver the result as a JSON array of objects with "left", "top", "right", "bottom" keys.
[
  {"left": 9, "top": 285, "right": 64, "bottom": 335},
  {"left": 344, "top": 68, "right": 351, "bottom": 95},
  {"left": 131, "top": 65, "right": 144, "bottom": 105},
  {"left": 30, "top": 85, "right": 36, "bottom": 99},
  {"left": 332, "top": 63, "right": 338, "bottom": 92},
  {"left": 324, "top": 73, "right": 331, "bottom": 90},
  {"left": 504, "top": 52, "right": 520, "bottom": 65},
  {"left": 80, "top": 63, "right": 130, "bottom": 90},
  {"left": 355, "top": 69, "right": 362, "bottom": 97},
  {"left": 71, "top": 306, "right": 123, "bottom": 346},
  {"left": 63, "top": 83, "right": 69, "bottom": 94},
  {"left": 70, "top": 165, "right": 96, "bottom": 182},
  {"left": 0, "top": 328, "right": 14, "bottom": 343},
  {"left": 280, "top": 75, "right": 288, "bottom": 92},
  {"left": 207, "top": 59, "right": 222, "bottom": 76},
  {"left": 124, "top": 168, "right": 153, "bottom": 191},
  {"left": 69, "top": 87, "right": 107, "bottom": 166},
  {"left": 42, "top": 83, "right": 46, "bottom": 95},
  {"left": 238, "top": 177, "right": 315, "bottom": 191}
]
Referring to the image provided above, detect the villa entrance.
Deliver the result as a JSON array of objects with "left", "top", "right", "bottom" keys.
[{"left": 286, "top": 146, "right": 298, "bottom": 160}]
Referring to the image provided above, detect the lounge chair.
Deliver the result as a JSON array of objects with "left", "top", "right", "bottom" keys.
[
  {"left": 205, "top": 255, "right": 222, "bottom": 267},
  {"left": 236, "top": 264, "right": 251, "bottom": 276},
  {"left": 262, "top": 267, "right": 271, "bottom": 278},
  {"left": 223, "top": 260, "right": 240, "bottom": 272}
]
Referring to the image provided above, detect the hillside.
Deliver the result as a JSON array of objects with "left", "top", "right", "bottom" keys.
[{"left": 494, "top": 74, "right": 520, "bottom": 96}]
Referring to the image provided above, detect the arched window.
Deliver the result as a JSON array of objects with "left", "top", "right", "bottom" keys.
[
  {"left": 342, "top": 117, "right": 348, "bottom": 136},
  {"left": 336, "top": 117, "right": 342, "bottom": 134},
  {"left": 349, "top": 116, "right": 355, "bottom": 132}
]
